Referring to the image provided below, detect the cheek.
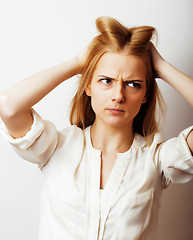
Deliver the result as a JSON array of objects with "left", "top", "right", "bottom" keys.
[
  {"left": 126, "top": 93, "right": 146, "bottom": 114},
  {"left": 90, "top": 87, "right": 110, "bottom": 113},
  {"left": 90, "top": 89, "right": 102, "bottom": 113},
  {"left": 90, "top": 93, "right": 103, "bottom": 113},
  {"left": 127, "top": 91, "right": 146, "bottom": 104}
]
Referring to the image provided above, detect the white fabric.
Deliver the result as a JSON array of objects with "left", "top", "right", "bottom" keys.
[{"left": 0, "top": 109, "right": 193, "bottom": 240}]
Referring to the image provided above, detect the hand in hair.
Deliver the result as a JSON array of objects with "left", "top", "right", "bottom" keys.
[
  {"left": 150, "top": 42, "right": 193, "bottom": 107},
  {"left": 76, "top": 45, "right": 89, "bottom": 74},
  {"left": 150, "top": 42, "right": 193, "bottom": 154},
  {"left": 149, "top": 42, "right": 165, "bottom": 79}
]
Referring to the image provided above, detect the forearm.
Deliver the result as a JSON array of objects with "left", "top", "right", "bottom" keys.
[
  {"left": 158, "top": 61, "right": 193, "bottom": 153},
  {"left": 150, "top": 43, "right": 193, "bottom": 153},
  {"left": 0, "top": 56, "right": 80, "bottom": 139},
  {"left": 157, "top": 60, "right": 193, "bottom": 107},
  {"left": 0, "top": 56, "right": 79, "bottom": 116}
]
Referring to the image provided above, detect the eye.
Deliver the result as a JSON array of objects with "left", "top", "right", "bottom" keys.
[
  {"left": 100, "top": 78, "right": 112, "bottom": 84},
  {"left": 126, "top": 81, "right": 142, "bottom": 88}
]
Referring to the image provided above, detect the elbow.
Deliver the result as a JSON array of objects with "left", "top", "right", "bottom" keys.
[{"left": 0, "top": 94, "right": 16, "bottom": 119}]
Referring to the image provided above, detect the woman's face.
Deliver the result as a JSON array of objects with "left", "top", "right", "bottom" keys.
[{"left": 85, "top": 52, "right": 147, "bottom": 129}]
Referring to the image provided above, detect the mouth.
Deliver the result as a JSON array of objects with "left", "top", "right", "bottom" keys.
[{"left": 106, "top": 108, "right": 125, "bottom": 114}]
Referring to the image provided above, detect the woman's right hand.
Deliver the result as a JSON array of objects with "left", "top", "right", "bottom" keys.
[
  {"left": 149, "top": 42, "right": 166, "bottom": 79},
  {"left": 76, "top": 45, "right": 89, "bottom": 74}
]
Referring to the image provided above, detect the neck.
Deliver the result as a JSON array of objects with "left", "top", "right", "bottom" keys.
[{"left": 90, "top": 120, "right": 134, "bottom": 155}]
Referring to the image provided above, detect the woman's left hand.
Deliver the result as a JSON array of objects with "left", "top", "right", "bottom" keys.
[
  {"left": 149, "top": 42, "right": 166, "bottom": 79},
  {"left": 149, "top": 42, "right": 193, "bottom": 107}
]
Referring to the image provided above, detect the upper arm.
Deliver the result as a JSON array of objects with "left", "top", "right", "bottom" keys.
[
  {"left": 0, "top": 110, "right": 34, "bottom": 139},
  {"left": 0, "top": 94, "right": 33, "bottom": 139},
  {"left": 158, "top": 126, "right": 193, "bottom": 186},
  {"left": 0, "top": 109, "right": 59, "bottom": 169}
]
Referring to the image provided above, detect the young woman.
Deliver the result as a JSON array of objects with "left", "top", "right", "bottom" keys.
[{"left": 0, "top": 16, "right": 193, "bottom": 240}]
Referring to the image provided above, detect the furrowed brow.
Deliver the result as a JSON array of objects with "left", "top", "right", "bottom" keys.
[
  {"left": 125, "top": 79, "right": 144, "bottom": 82},
  {"left": 97, "top": 74, "right": 115, "bottom": 79},
  {"left": 97, "top": 75, "right": 145, "bottom": 82}
]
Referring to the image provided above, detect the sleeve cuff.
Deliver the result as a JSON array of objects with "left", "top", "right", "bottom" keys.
[
  {"left": 162, "top": 126, "right": 193, "bottom": 185},
  {"left": 0, "top": 109, "right": 44, "bottom": 150}
]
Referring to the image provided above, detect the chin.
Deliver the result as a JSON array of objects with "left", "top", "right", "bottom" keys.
[
  {"left": 105, "top": 119, "right": 131, "bottom": 129},
  {"left": 95, "top": 114, "right": 133, "bottom": 129}
]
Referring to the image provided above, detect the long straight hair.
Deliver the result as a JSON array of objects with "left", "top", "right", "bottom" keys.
[{"left": 70, "top": 16, "right": 165, "bottom": 143}]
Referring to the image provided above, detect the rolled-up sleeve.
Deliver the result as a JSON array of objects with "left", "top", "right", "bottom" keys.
[
  {"left": 158, "top": 126, "right": 193, "bottom": 187},
  {"left": 0, "top": 108, "right": 58, "bottom": 169}
]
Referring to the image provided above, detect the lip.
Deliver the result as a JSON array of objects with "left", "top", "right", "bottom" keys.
[{"left": 106, "top": 108, "right": 125, "bottom": 114}]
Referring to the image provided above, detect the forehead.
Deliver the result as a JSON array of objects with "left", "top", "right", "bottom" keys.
[{"left": 93, "top": 52, "right": 146, "bottom": 80}]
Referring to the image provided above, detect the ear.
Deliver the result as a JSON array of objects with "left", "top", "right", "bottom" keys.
[{"left": 85, "top": 84, "right": 91, "bottom": 97}]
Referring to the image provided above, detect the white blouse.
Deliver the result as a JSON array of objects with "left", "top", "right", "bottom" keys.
[{"left": 0, "top": 109, "right": 193, "bottom": 240}]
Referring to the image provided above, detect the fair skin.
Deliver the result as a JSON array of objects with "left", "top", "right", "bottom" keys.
[
  {"left": 0, "top": 57, "right": 81, "bottom": 138},
  {"left": 150, "top": 43, "right": 193, "bottom": 155},
  {"left": 0, "top": 43, "right": 192, "bottom": 189},
  {"left": 85, "top": 53, "right": 147, "bottom": 189},
  {"left": 86, "top": 47, "right": 193, "bottom": 189}
]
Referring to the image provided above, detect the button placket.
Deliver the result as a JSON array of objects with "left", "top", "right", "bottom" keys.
[
  {"left": 98, "top": 154, "right": 132, "bottom": 239},
  {"left": 86, "top": 151, "right": 101, "bottom": 239}
]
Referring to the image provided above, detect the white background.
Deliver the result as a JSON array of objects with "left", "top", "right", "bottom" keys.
[{"left": 0, "top": 0, "right": 193, "bottom": 239}]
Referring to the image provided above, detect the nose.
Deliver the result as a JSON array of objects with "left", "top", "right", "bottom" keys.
[{"left": 112, "top": 82, "right": 125, "bottom": 103}]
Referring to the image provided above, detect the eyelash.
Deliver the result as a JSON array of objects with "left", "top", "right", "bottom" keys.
[
  {"left": 99, "top": 79, "right": 142, "bottom": 88},
  {"left": 99, "top": 78, "right": 113, "bottom": 85},
  {"left": 127, "top": 82, "right": 142, "bottom": 89}
]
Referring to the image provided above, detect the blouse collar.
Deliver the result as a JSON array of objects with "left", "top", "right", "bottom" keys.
[{"left": 84, "top": 126, "right": 148, "bottom": 157}]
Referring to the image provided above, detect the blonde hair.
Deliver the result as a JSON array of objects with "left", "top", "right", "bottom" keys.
[{"left": 70, "top": 16, "right": 165, "bottom": 142}]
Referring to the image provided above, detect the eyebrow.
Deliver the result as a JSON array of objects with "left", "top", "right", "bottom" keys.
[{"left": 97, "top": 74, "right": 144, "bottom": 82}]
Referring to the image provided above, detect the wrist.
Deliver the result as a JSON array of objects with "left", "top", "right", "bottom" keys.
[
  {"left": 70, "top": 56, "right": 81, "bottom": 75},
  {"left": 155, "top": 59, "right": 169, "bottom": 80}
]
